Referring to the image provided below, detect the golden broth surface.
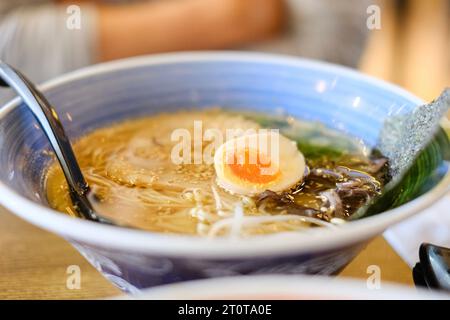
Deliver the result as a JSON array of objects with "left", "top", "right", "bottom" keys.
[{"left": 45, "top": 109, "right": 386, "bottom": 236}]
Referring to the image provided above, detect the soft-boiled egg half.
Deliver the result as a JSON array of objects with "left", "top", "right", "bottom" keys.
[{"left": 214, "top": 131, "right": 306, "bottom": 195}]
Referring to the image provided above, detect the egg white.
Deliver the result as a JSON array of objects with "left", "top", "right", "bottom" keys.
[{"left": 213, "top": 131, "right": 306, "bottom": 196}]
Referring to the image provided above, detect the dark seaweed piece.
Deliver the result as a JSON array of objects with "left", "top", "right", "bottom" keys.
[
  {"left": 256, "top": 190, "right": 286, "bottom": 203},
  {"left": 320, "top": 189, "right": 345, "bottom": 218},
  {"left": 256, "top": 156, "right": 389, "bottom": 220},
  {"left": 367, "top": 157, "right": 388, "bottom": 174},
  {"left": 336, "top": 166, "right": 382, "bottom": 193},
  {"left": 256, "top": 190, "right": 318, "bottom": 217},
  {"left": 309, "top": 168, "right": 345, "bottom": 182}
]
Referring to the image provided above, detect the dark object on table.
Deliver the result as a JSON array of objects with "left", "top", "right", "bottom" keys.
[{"left": 413, "top": 243, "right": 450, "bottom": 292}]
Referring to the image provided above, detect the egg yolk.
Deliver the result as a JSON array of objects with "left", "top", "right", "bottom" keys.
[{"left": 227, "top": 148, "right": 280, "bottom": 184}]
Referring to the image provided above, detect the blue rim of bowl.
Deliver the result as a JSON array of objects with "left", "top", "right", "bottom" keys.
[{"left": 0, "top": 51, "right": 448, "bottom": 259}]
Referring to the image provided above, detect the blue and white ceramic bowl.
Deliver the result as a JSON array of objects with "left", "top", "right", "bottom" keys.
[{"left": 0, "top": 52, "right": 449, "bottom": 293}]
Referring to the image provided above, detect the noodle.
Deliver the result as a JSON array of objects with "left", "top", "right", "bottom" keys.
[
  {"left": 207, "top": 215, "right": 335, "bottom": 238},
  {"left": 45, "top": 109, "right": 387, "bottom": 237}
]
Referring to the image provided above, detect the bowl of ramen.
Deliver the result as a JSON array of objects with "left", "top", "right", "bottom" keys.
[{"left": 0, "top": 52, "right": 448, "bottom": 293}]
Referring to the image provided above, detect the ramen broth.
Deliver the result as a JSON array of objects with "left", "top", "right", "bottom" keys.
[{"left": 45, "top": 109, "right": 389, "bottom": 236}]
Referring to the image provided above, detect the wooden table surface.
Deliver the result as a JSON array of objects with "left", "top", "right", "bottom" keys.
[
  {"left": 0, "top": 205, "right": 413, "bottom": 300},
  {"left": 0, "top": 0, "right": 447, "bottom": 300}
]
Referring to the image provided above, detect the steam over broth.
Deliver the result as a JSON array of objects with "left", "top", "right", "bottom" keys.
[{"left": 45, "top": 109, "right": 389, "bottom": 237}]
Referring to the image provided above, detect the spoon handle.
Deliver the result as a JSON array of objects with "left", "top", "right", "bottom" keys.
[{"left": 0, "top": 61, "right": 107, "bottom": 223}]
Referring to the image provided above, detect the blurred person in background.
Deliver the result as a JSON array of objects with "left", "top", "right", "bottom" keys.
[{"left": 0, "top": 0, "right": 369, "bottom": 85}]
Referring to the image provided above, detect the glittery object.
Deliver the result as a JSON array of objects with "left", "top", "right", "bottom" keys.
[
  {"left": 378, "top": 88, "right": 449, "bottom": 180},
  {"left": 353, "top": 88, "right": 449, "bottom": 219}
]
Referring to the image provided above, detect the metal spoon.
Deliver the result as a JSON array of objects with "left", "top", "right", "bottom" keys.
[{"left": 0, "top": 61, "right": 114, "bottom": 225}]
